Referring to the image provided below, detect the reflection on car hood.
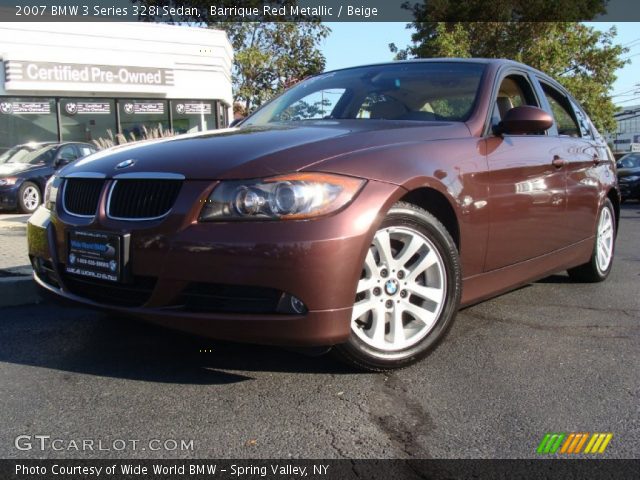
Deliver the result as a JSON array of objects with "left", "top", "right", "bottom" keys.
[
  {"left": 617, "top": 167, "right": 640, "bottom": 177},
  {"left": 0, "top": 162, "right": 44, "bottom": 176},
  {"left": 61, "top": 120, "right": 471, "bottom": 180}
]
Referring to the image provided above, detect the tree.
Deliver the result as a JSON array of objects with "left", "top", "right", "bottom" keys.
[
  {"left": 390, "top": 1, "right": 628, "bottom": 132},
  {"left": 212, "top": 22, "right": 330, "bottom": 112},
  {"left": 134, "top": 1, "right": 329, "bottom": 113}
]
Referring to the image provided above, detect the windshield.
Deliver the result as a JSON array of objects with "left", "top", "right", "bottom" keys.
[
  {"left": 243, "top": 62, "right": 486, "bottom": 127},
  {"left": 0, "top": 145, "right": 56, "bottom": 165},
  {"left": 617, "top": 153, "right": 640, "bottom": 169}
]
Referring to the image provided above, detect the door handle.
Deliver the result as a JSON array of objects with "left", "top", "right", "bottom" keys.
[
  {"left": 552, "top": 156, "right": 565, "bottom": 168},
  {"left": 593, "top": 154, "right": 603, "bottom": 165}
]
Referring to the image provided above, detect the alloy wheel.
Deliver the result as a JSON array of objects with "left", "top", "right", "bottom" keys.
[
  {"left": 351, "top": 226, "right": 447, "bottom": 352},
  {"left": 22, "top": 186, "right": 40, "bottom": 211},
  {"left": 596, "top": 206, "right": 614, "bottom": 274}
]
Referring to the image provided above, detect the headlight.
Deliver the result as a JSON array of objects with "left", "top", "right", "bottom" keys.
[
  {"left": 0, "top": 177, "right": 18, "bottom": 187},
  {"left": 199, "top": 173, "right": 365, "bottom": 221},
  {"left": 44, "top": 175, "right": 62, "bottom": 210}
]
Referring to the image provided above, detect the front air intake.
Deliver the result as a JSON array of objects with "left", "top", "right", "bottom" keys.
[
  {"left": 63, "top": 178, "right": 104, "bottom": 217},
  {"left": 107, "top": 179, "right": 182, "bottom": 220}
]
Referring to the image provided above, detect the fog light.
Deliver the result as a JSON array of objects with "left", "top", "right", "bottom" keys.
[
  {"left": 276, "top": 293, "right": 308, "bottom": 314},
  {"left": 31, "top": 257, "right": 42, "bottom": 273},
  {"left": 290, "top": 295, "right": 306, "bottom": 314}
]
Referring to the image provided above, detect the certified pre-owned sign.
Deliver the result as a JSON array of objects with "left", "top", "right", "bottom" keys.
[{"left": 4, "top": 60, "right": 175, "bottom": 88}]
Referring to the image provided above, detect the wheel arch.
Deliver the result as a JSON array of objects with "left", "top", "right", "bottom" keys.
[
  {"left": 21, "top": 178, "right": 43, "bottom": 195},
  {"left": 398, "top": 186, "right": 461, "bottom": 251},
  {"left": 606, "top": 186, "right": 620, "bottom": 232}
]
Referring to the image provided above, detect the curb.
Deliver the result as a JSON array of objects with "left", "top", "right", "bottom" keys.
[{"left": 0, "top": 275, "right": 42, "bottom": 307}]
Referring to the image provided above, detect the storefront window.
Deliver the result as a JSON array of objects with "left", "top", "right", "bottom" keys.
[
  {"left": 60, "top": 98, "right": 116, "bottom": 144},
  {"left": 0, "top": 97, "right": 57, "bottom": 153},
  {"left": 171, "top": 100, "right": 216, "bottom": 134},
  {"left": 218, "top": 102, "right": 227, "bottom": 128},
  {"left": 0, "top": 96, "right": 226, "bottom": 153},
  {"left": 118, "top": 99, "right": 169, "bottom": 140}
]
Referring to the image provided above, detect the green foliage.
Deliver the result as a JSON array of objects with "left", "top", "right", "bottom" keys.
[
  {"left": 134, "top": 1, "right": 329, "bottom": 113},
  {"left": 278, "top": 97, "right": 334, "bottom": 121},
  {"left": 212, "top": 22, "right": 330, "bottom": 112},
  {"left": 390, "top": 1, "right": 627, "bottom": 132},
  {"left": 92, "top": 125, "right": 176, "bottom": 150}
]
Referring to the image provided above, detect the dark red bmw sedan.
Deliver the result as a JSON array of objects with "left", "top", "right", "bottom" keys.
[{"left": 28, "top": 59, "right": 619, "bottom": 370}]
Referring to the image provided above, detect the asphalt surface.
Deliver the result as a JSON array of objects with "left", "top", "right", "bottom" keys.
[
  {"left": 0, "top": 214, "right": 30, "bottom": 273},
  {"left": 0, "top": 204, "right": 638, "bottom": 460}
]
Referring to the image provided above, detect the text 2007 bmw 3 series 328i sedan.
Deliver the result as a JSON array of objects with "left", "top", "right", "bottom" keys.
[{"left": 28, "top": 59, "right": 619, "bottom": 370}]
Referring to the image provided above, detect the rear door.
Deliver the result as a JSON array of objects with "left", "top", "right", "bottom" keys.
[
  {"left": 484, "top": 71, "right": 569, "bottom": 271},
  {"left": 537, "top": 81, "right": 601, "bottom": 243}
]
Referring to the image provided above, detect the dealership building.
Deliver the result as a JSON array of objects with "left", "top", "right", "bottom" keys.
[
  {"left": 609, "top": 104, "right": 640, "bottom": 154},
  {"left": 0, "top": 22, "right": 233, "bottom": 153}
]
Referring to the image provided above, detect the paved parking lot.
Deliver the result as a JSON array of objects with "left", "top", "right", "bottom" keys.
[
  {"left": 0, "top": 214, "right": 30, "bottom": 273},
  {"left": 0, "top": 204, "right": 638, "bottom": 459}
]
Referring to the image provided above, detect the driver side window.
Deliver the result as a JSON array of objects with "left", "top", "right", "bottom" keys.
[
  {"left": 491, "top": 74, "right": 539, "bottom": 131},
  {"left": 58, "top": 145, "right": 78, "bottom": 161}
]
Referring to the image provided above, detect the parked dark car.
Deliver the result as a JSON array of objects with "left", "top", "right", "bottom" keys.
[
  {"left": 28, "top": 59, "right": 619, "bottom": 370},
  {"left": 0, "top": 142, "right": 97, "bottom": 213},
  {"left": 616, "top": 152, "right": 640, "bottom": 202}
]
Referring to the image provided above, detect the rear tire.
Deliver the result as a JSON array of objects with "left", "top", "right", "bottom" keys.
[
  {"left": 17, "top": 181, "right": 41, "bottom": 214},
  {"left": 567, "top": 198, "right": 616, "bottom": 283},
  {"left": 332, "top": 202, "right": 461, "bottom": 371}
]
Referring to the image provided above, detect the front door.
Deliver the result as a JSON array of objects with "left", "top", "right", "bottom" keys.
[{"left": 484, "top": 73, "right": 569, "bottom": 271}]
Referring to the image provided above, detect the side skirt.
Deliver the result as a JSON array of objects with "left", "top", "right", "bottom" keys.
[{"left": 460, "top": 237, "right": 594, "bottom": 307}]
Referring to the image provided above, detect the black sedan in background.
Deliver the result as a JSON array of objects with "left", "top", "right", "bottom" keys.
[
  {"left": 0, "top": 142, "right": 97, "bottom": 213},
  {"left": 617, "top": 152, "right": 640, "bottom": 202}
]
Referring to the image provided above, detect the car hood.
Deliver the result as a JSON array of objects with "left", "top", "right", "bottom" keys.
[
  {"left": 0, "top": 162, "right": 46, "bottom": 177},
  {"left": 617, "top": 167, "right": 640, "bottom": 177},
  {"left": 63, "top": 120, "right": 471, "bottom": 180}
]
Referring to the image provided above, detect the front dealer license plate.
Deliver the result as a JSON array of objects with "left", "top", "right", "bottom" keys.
[{"left": 66, "top": 230, "right": 122, "bottom": 282}]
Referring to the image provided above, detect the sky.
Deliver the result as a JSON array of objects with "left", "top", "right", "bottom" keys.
[{"left": 321, "top": 22, "right": 640, "bottom": 106}]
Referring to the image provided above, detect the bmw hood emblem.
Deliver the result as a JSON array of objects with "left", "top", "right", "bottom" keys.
[{"left": 115, "top": 159, "right": 136, "bottom": 170}]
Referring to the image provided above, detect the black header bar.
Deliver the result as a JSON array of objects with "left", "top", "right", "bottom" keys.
[{"left": 2, "top": 0, "right": 640, "bottom": 22}]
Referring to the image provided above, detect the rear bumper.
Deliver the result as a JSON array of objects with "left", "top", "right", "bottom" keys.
[{"left": 27, "top": 180, "right": 400, "bottom": 346}]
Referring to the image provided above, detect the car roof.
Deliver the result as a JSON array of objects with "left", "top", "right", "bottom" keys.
[
  {"left": 323, "top": 57, "right": 554, "bottom": 83},
  {"left": 14, "top": 141, "right": 93, "bottom": 149},
  {"left": 324, "top": 57, "right": 515, "bottom": 73}
]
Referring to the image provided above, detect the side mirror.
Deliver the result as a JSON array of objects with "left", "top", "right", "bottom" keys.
[
  {"left": 495, "top": 106, "right": 553, "bottom": 135},
  {"left": 54, "top": 158, "right": 68, "bottom": 168},
  {"left": 229, "top": 118, "right": 243, "bottom": 128},
  {"left": 54, "top": 155, "right": 75, "bottom": 168}
]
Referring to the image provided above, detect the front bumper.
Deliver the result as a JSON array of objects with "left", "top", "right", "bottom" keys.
[
  {"left": 27, "top": 180, "right": 400, "bottom": 346},
  {"left": 618, "top": 179, "right": 640, "bottom": 200},
  {"left": 0, "top": 184, "right": 19, "bottom": 210}
]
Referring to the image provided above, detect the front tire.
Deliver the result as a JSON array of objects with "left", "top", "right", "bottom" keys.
[
  {"left": 333, "top": 202, "right": 461, "bottom": 371},
  {"left": 567, "top": 198, "right": 616, "bottom": 283},
  {"left": 17, "top": 181, "right": 41, "bottom": 214}
]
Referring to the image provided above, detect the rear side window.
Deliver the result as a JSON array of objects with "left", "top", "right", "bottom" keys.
[
  {"left": 540, "top": 82, "right": 581, "bottom": 137},
  {"left": 570, "top": 101, "right": 594, "bottom": 139},
  {"left": 79, "top": 146, "right": 95, "bottom": 156}
]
